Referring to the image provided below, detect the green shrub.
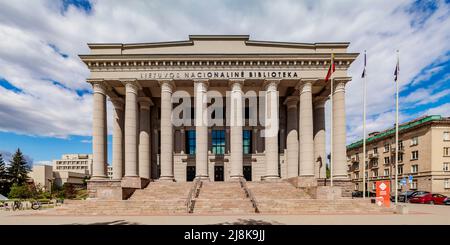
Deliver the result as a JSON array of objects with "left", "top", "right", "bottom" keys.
[{"left": 8, "top": 183, "right": 35, "bottom": 199}]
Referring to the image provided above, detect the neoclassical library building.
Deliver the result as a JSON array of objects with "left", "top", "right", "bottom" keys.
[{"left": 80, "top": 35, "right": 357, "bottom": 196}]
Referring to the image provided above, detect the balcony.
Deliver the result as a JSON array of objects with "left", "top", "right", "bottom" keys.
[
  {"left": 390, "top": 145, "right": 404, "bottom": 155},
  {"left": 368, "top": 152, "right": 379, "bottom": 159},
  {"left": 351, "top": 155, "right": 360, "bottom": 163}
]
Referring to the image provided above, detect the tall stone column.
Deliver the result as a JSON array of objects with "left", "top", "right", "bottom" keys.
[
  {"left": 138, "top": 97, "right": 152, "bottom": 179},
  {"left": 194, "top": 80, "right": 209, "bottom": 180},
  {"left": 298, "top": 80, "right": 315, "bottom": 177},
  {"left": 111, "top": 98, "right": 124, "bottom": 180},
  {"left": 285, "top": 96, "right": 299, "bottom": 178},
  {"left": 124, "top": 81, "right": 140, "bottom": 177},
  {"left": 263, "top": 80, "right": 280, "bottom": 180},
  {"left": 159, "top": 81, "right": 175, "bottom": 181},
  {"left": 313, "top": 98, "right": 327, "bottom": 179},
  {"left": 91, "top": 81, "right": 107, "bottom": 179},
  {"left": 333, "top": 79, "right": 349, "bottom": 179},
  {"left": 229, "top": 80, "right": 243, "bottom": 179}
]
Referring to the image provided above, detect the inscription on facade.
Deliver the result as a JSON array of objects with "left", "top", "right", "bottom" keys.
[{"left": 140, "top": 70, "right": 300, "bottom": 80}]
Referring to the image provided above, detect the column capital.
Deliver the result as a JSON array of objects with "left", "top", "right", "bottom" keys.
[
  {"left": 110, "top": 97, "right": 124, "bottom": 110},
  {"left": 194, "top": 79, "right": 209, "bottom": 89},
  {"left": 122, "top": 79, "right": 141, "bottom": 93},
  {"left": 333, "top": 77, "right": 351, "bottom": 93},
  {"left": 263, "top": 79, "right": 279, "bottom": 91},
  {"left": 88, "top": 79, "right": 108, "bottom": 95},
  {"left": 295, "top": 78, "right": 317, "bottom": 92},
  {"left": 228, "top": 79, "right": 245, "bottom": 88},
  {"left": 159, "top": 80, "right": 175, "bottom": 93},
  {"left": 283, "top": 96, "right": 299, "bottom": 109},
  {"left": 313, "top": 96, "right": 327, "bottom": 109},
  {"left": 138, "top": 97, "right": 153, "bottom": 109}
]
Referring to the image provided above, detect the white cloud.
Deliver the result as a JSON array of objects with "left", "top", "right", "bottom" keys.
[{"left": 0, "top": 0, "right": 448, "bottom": 148}]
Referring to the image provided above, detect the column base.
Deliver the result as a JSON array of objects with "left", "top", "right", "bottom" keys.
[
  {"left": 158, "top": 176, "right": 175, "bottom": 182},
  {"left": 261, "top": 175, "right": 281, "bottom": 182},
  {"left": 90, "top": 175, "right": 108, "bottom": 180},
  {"left": 195, "top": 176, "right": 210, "bottom": 181}
]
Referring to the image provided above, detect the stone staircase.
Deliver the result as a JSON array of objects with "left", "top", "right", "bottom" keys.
[
  {"left": 39, "top": 181, "right": 391, "bottom": 216},
  {"left": 43, "top": 182, "right": 192, "bottom": 215},
  {"left": 192, "top": 181, "right": 256, "bottom": 214},
  {"left": 246, "top": 181, "right": 391, "bottom": 214}
]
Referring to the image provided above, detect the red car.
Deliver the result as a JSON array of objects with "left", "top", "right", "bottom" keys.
[{"left": 409, "top": 192, "right": 448, "bottom": 205}]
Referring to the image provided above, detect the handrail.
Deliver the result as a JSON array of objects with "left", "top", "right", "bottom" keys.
[
  {"left": 239, "top": 177, "right": 259, "bottom": 213},
  {"left": 185, "top": 178, "right": 202, "bottom": 213}
]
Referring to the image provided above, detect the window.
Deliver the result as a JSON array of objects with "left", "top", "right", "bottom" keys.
[
  {"left": 372, "top": 170, "right": 378, "bottom": 177},
  {"left": 354, "top": 183, "right": 359, "bottom": 191},
  {"left": 186, "top": 130, "right": 196, "bottom": 155},
  {"left": 411, "top": 150, "right": 419, "bottom": 160},
  {"left": 444, "top": 131, "right": 450, "bottom": 141},
  {"left": 444, "top": 147, "right": 450, "bottom": 157},
  {"left": 243, "top": 130, "right": 252, "bottom": 154},
  {"left": 384, "top": 143, "right": 390, "bottom": 153},
  {"left": 211, "top": 130, "right": 226, "bottom": 155},
  {"left": 354, "top": 173, "right": 359, "bottom": 179},
  {"left": 364, "top": 172, "right": 368, "bottom": 179},
  {"left": 410, "top": 181, "right": 417, "bottom": 190},
  {"left": 411, "top": 136, "right": 418, "bottom": 146},
  {"left": 443, "top": 162, "right": 449, "bottom": 172},
  {"left": 398, "top": 165, "right": 403, "bottom": 175},
  {"left": 384, "top": 157, "right": 390, "bottom": 165},
  {"left": 371, "top": 159, "right": 378, "bottom": 167},
  {"left": 411, "top": 164, "right": 418, "bottom": 174},
  {"left": 398, "top": 153, "right": 403, "bottom": 162},
  {"left": 244, "top": 107, "right": 250, "bottom": 120},
  {"left": 372, "top": 182, "right": 376, "bottom": 190},
  {"left": 383, "top": 169, "right": 390, "bottom": 176},
  {"left": 373, "top": 147, "right": 378, "bottom": 154},
  {"left": 398, "top": 140, "right": 404, "bottom": 150},
  {"left": 445, "top": 179, "right": 450, "bottom": 189}
]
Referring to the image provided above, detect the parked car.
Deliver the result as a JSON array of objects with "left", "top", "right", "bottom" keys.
[
  {"left": 392, "top": 191, "right": 420, "bottom": 202},
  {"left": 429, "top": 194, "right": 448, "bottom": 205},
  {"left": 444, "top": 197, "right": 450, "bottom": 205},
  {"left": 409, "top": 191, "right": 434, "bottom": 203},
  {"left": 352, "top": 191, "right": 376, "bottom": 198}
]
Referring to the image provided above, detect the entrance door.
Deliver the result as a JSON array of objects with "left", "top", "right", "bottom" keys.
[
  {"left": 214, "top": 166, "right": 224, "bottom": 181},
  {"left": 186, "top": 166, "right": 196, "bottom": 182},
  {"left": 243, "top": 166, "right": 252, "bottom": 181}
]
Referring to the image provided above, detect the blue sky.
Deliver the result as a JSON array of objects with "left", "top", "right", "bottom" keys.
[{"left": 0, "top": 0, "right": 449, "bottom": 165}]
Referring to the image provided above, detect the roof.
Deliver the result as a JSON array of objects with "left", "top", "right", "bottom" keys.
[
  {"left": 86, "top": 34, "right": 351, "bottom": 50},
  {"left": 347, "top": 115, "right": 448, "bottom": 150}
]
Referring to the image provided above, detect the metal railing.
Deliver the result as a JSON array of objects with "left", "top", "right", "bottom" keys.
[
  {"left": 239, "top": 177, "right": 259, "bottom": 213},
  {"left": 185, "top": 178, "right": 202, "bottom": 213}
]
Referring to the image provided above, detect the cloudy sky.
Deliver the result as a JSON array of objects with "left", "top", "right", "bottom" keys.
[{"left": 0, "top": 0, "right": 449, "bottom": 165}]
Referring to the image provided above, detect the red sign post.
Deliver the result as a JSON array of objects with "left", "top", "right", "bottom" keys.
[{"left": 375, "top": 181, "right": 390, "bottom": 208}]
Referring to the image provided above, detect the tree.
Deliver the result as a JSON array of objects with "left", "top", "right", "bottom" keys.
[
  {"left": 0, "top": 153, "right": 10, "bottom": 195},
  {"left": 7, "top": 148, "right": 31, "bottom": 185}
]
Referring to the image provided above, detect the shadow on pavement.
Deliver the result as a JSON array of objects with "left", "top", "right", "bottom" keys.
[
  {"left": 211, "top": 218, "right": 283, "bottom": 225},
  {"left": 68, "top": 220, "right": 141, "bottom": 225}
]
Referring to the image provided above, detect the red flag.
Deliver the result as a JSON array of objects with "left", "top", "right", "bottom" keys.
[{"left": 325, "top": 53, "right": 335, "bottom": 83}]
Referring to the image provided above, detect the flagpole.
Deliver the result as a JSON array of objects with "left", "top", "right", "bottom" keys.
[
  {"left": 330, "top": 77, "right": 334, "bottom": 187},
  {"left": 395, "top": 50, "right": 400, "bottom": 205},
  {"left": 362, "top": 50, "right": 367, "bottom": 199}
]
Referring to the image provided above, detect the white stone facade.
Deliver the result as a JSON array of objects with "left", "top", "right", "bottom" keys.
[{"left": 81, "top": 35, "right": 356, "bottom": 183}]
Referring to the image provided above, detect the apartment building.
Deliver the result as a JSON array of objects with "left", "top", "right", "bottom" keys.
[{"left": 347, "top": 115, "right": 450, "bottom": 195}]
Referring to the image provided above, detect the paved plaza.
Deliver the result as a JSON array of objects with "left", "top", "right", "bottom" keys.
[{"left": 1, "top": 203, "right": 449, "bottom": 225}]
